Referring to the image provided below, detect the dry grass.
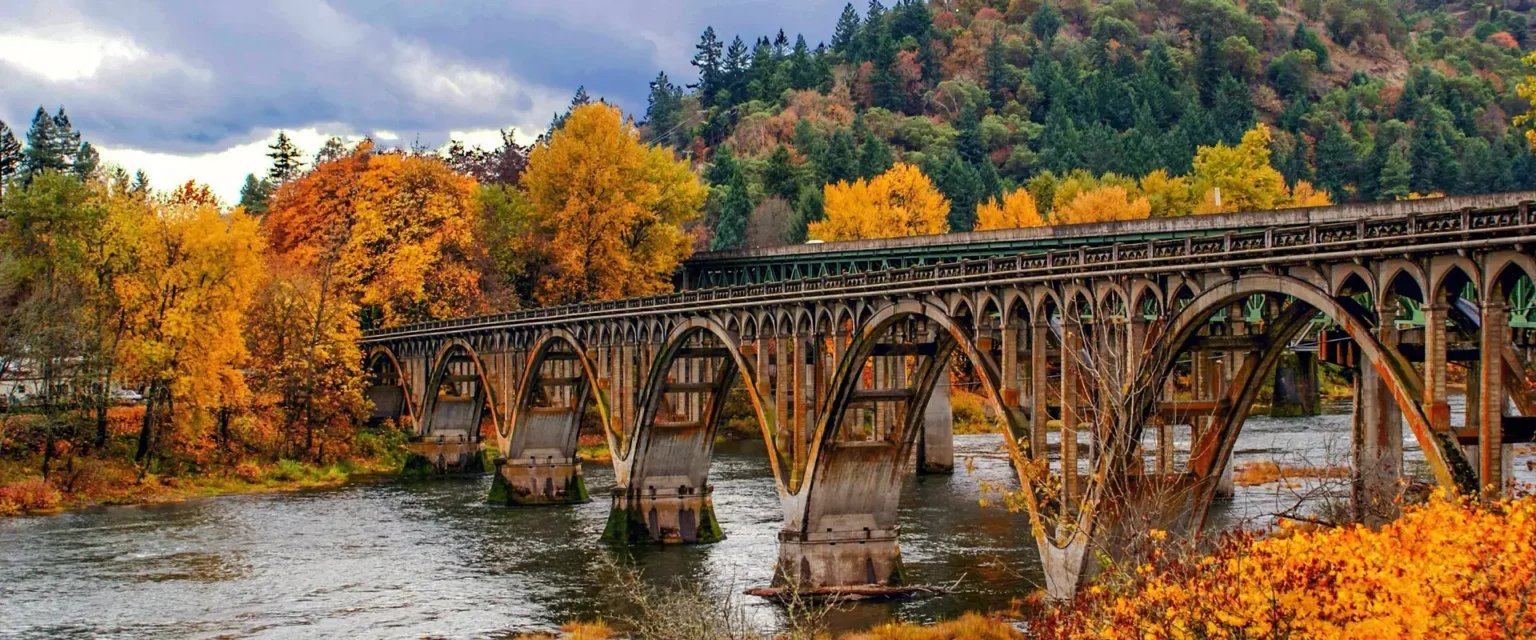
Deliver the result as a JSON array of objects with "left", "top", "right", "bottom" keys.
[
  {"left": 1232, "top": 460, "right": 1349, "bottom": 488},
  {"left": 841, "top": 613, "right": 1025, "bottom": 640}
]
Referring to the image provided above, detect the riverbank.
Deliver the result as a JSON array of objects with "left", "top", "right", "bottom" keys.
[{"left": 0, "top": 454, "right": 403, "bottom": 517}]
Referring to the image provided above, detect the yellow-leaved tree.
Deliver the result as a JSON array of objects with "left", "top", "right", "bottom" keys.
[
  {"left": 119, "top": 188, "right": 265, "bottom": 461},
  {"left": 809, "top": 163, "right": 949, "bottom": 241},
  {"left": 523, "top": 103, "right": 705, "bottom": 305},
  {"left": 976, "top": 188, "right": 1045, "bottom": 231},
  {"left": 264, "top": 141, "right": 490, "bottom": 328},
  {"left": 1052, "top": 185, "right": 1152, "bottom": 225},
  {"left": 1191, "top": 124, "right": 1332, "bottom": 214}
]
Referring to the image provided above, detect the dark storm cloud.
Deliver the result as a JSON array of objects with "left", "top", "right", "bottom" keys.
[{"left": 0, "top": 0, "right": 844, "bottom": 154}]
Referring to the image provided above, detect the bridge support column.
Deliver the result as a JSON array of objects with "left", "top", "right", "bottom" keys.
[
  {"left": 489, "top": 456, "right": 589, "bottom": 505},
  {"left": 774, "top": 444, "right": 907, "bottom": 590},
  {"left": 1271, "top": 352, "right": 1320, "bottom": 417},
  {"left": 775, "top": 528, "right": 903, "bottom": 590},
  {"left": 1480, "top": 302, "right": 1509, "bottom": 496},
  {"left": 917, "top": 375, "right": 954, "bottom": 474},
  {"left": 1353, "top": 301, "right": 1402, "bottom": 525}
]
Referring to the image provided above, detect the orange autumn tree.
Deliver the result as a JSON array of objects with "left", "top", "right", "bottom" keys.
[
  {"left": 976, "top": 188, "right": 1045, "bottom": 231},
  {"left": 522, "top": 102, "right": 705, "bottom": 305},
  {"left": 118, "top": 190, "right": 265, "bottom": 462},
  {"left": 809, "top": 162, "right": 949, "bottom": 241},
  {"left": 263, "top": 141, "right": 489, "bottom": 327},
  {"left": 1051, "top": 185, "right": 1152, "bottom": 225}
]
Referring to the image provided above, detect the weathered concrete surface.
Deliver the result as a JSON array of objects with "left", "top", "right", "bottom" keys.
[
  {"left": 489, "top": 457, "right": 589, "bottom": 505},
  {"left": 602, "top": 486, "right": 722, "bottom": 544},
  {"left": 1271, "top": 352, "right": 1321, "bottom": 417},
  {"left": 774, "top": 531, "right": 905, "bottom": 589},
  {"left": 917, "top": 377, "right": 955, "bottom": 474}
]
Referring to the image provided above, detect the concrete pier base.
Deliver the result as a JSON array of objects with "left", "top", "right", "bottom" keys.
[
  {"left": 601, "top": 486, "right": 723, "bottom": 544},
  {"left": 487, "top": 457, "right": 589, "bottom": 505},
  {"left": 773, "top": 529, "right": 905, "bottom": 589}
]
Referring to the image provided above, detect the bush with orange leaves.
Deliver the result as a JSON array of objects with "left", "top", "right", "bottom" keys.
[{"left": 1032, "top": 492, "right": 1536, "bottom": 639}]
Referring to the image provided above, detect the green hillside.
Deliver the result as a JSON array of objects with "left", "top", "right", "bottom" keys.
[{"left": 631, "top": 0, "right": 1536, "bottom": 249}]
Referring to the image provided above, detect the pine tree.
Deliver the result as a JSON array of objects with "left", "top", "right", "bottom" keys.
[
  {"left": 1313, "top": 122, "right": 1356, "bottom": 201},
  {"left": 239, "top": 174, "right": 274, "bottom": 214},
  {"left": 859, "top": 134, "right": 894, "bottom": 179},
  {"left": 1379, "top": 143, "right": 1412, "bottom": 200},
  {"left": 1030, "top": 1, "right": 1062, "bottom": 43},
  {"left": 984, "top": 28, "right": 1009, "bottom": 109},
  {"left": 774, "top": 29, "right": 790, "bottom": 56},
  {"left": 21, "top": 106, "right": 63, "bottom": 180},
  {"left": 130, "top": 169, "right": 150, "bottom": 194},
  {"left": 547, "top": 86, "right": 594, "bottom": 135},
  {"left": 935, "top": 155, "right": 982, "bottom": 232},
  {"left": 1280, "top": 132, "right": 1312, "bottom": 187},
  {"left": 955, "top": 108, "right": 985, "bottom": 165},
  {"left": 1409, "top": 104, "right": 1459, "bottom": 195},
  {"left": 763, "top": 144, "right": 800, "bottom": 201},
  {"left": 821, "top": 128, "right": 859, "bottom": 185},
  {"left": 0, "top": 120, "right": 21, "bottom": 185},
  {"left": 314, "top": 136, "right": 348, "bottom": 165},
  {"left": 73, "top": 142, "right": 99, "bottom": 180},
  {"left": 266, "top": 131, "right": 306, "bottom": 183},
  {"left": 724, "top": 36, "right": 750, "bottom": 105},
  {"left": 789, "top": 35, "right": 816, "bottom": 90},
  {"left": 692, "top": 27, "right": 726, "bottom": 107},
  {"left": 711, "top": 173, "right": 753, "bottom": 251},
  {"left": 1210, "top": 76, "right": 1254, "bottom": 146},
  {"left": 646, "top": 71, "right": 685, "bottom": 148},
  {"left": 51, "top": 107, "right": 80, "bottom": 170},
  {"left": 705, "top": 146, "right": 741, "bottom": 187},
  {"left": 832, "top": 3, "right": 861, "bottom": 56}
]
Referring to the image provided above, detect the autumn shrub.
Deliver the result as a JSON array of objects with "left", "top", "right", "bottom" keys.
[
  {"left": 1032, "top": 492, "right": 1536, "bottom": 639},
  {"left": 951, "top": 389, "right": 1003, "bottom": 434},
  {"left": 268, "top": 459, "right": 307, "bottom": 483},
  {"left": 843, "top": 613, "right": 1024, "bottom": 640},
  {"left": 0, "top": 478, "right": 63, "bottom": 515}
]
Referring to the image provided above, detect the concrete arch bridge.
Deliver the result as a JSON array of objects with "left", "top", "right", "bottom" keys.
[{"left": 361, "top": 193, "right": 1536, "bottom": 597}]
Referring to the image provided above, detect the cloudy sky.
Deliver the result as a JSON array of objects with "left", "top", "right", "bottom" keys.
[{"left": 0, "top": 0, "right": 845, "bottom": 202}]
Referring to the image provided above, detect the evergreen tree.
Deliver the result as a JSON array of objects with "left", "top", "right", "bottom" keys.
[
  {"left": 646, "top": 71, "right": 685, "bottom": 148},
  {"left": 1291, "top": 23, "right": 1330, "bottom": 69},
  {"left": 0, "top": 120, "right": 21, "bottom": 185},
  {"left": 705, "top": 146, "right": 741, "bottom": 187},
  {"left": 1030, "top": 1, "right": 1063, "bottom": 43},
  {"left": 21, "top": 106, "right": 64, "bottom": 180},
  {"left": 790, "top": 186, "right": 825, "bottom": 244},
  {"left": 789, "top": 35, "right": 816, "bottom": 90},
  {"left": 1456, "top": 137, "right": 1495, "bottom": 196},
  {"left": 266, "top": 131, "right": 306, "bottom": 183},
  {"left": 1314, "top": 122, "right": 1356, "bottom": 200},
  {"left": 821, "top": 128, "right": 859, "bottom": 185},
  {"left": 314, "top": 137, "right": 347, "bottom": 165},
  {"left": 1209, "top": 75, "right": 1254, "bottom": 145},
  {"left": 72, "top": 142, "right": 99, "bottom": 180},
  {"left": 547, "top": 86, "right": 593, "bottom": 134},
  {"left": 763, "top": 144, "right": 800, "bottom": 201},
  {"left": 955, "top": 108, "right": 985, "bottom": 165},
  {"left": 239, "top": 174, "right": 274, "bottom": 215},
  {"left": 984, "top": 29, "right": 1010, "bottom": 109},
  {"left": 711, "top": 172, "right": 752, "bottom": 251},
  {"left": 858, "top": 134, "right": 894, "bottom": 179},
  {"left": 859, "top": 0, "right": 888, "bottom": 60},
  {"left": 774, "top": 29, "right": 790, "bottom": 56},
  {"left": 50, "top": 107, "right": 80, "bottom": 170},
  {"left": 747, "top": 37, "right": 778, "bottom": 102},
  {"left": 933, "top": 154, "right": 982, "bottom": 232},
  {"left": 832, "top": 3, "right": 861, "bottom": 56},
  {"left": 692, "top": 27, "right": 726, "bottom": 107},
  {"left": 130, "top": 169, "right": 150, "bottom": 194},
  {"left": 867, "top": 12, "right": 901, "bottom": 110},
  {"left": 724, "top": 36, "right": 750, "bottom": 105},
  {"left": 1379, "top": 143, "right": 1412, "bottom": 200},
  {"left": 1409, "top": 104, "right": 1459, "bottom": 195},
  {"left": 793, "top": 118, "right": 826, "bottom": 167},
  {"left": 1280, "top": 132, "right": 1312, "bottom": 187}
]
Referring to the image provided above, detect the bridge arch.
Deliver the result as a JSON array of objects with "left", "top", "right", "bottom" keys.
[
  {"left": 1149, "top": 274, "right": 1471, "bottom": 492},
  {"left": 365, "top": 345, "right": 417, "bottom": 428},
  {"left": 604, "top": 316, "right": 774, "bottom": 544},
  {"left": 421, "top": 339, "right": 503, "bottom": 441}
]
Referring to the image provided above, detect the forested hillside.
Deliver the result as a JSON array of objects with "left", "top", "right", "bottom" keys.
[{"left": 632, "top": 0, "right": 1536, "bottom": 249}]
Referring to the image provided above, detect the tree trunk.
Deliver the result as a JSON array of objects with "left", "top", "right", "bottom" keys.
[{"left": 135, "top": 384, "right": 158, "bottom": 462}]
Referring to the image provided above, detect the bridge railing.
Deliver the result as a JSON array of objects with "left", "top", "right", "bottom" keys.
[{"left": 361, "top": 202, "right": 1535, "bottom": 342}]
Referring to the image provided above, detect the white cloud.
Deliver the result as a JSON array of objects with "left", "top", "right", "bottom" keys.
[
  {"left": 0, "top": 23, "right": 210, "bottom": 84},
  {"left": 373, "top": 130, "right": 400, "bottom": 141},
  {"left": 97, "top": 127, "right": 363, "bottom": 205}
]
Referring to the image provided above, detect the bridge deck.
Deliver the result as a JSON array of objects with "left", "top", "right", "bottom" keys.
[{"left": 363, "top": 192, "right": 1536, "bottom": 342}]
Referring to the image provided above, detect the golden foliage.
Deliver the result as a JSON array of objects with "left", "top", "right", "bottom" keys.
[
  {"left": 809, "top": 163, "right": 950, "bottom": 241},
  {"left": 1051, "top": 185, "right": 1152, "bottom": 225},
  {"left": 1516, "top": 52, "right": 1536, "bottom": 151},
  {"left": 264, "top": 141, "right": 489, "bottom": 327},
  {"left": 1138, "top": 170, "right": 1195, "bottom": 218},
  {"left": 1285, "top": 179, "right": 1333, "bottom": 208},
  {"left": 523, "top": 103, "right": 705, "bottom": 305},
  {"left": 1192, "top": 124, "right": 1290, "bottom": 214},
  {"left": 1035, "top": 493, "right": 1536, "bottom": 639},
  {"left": 845, "top": 612, "right": 1025, "bottom": 640},
  {"left": 976, "top": 189, "right": 1045, "bottom": 231}
]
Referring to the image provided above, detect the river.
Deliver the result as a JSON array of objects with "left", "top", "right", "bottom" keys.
[{"left": 2, "top": 397, "right": 1531, "bottom": 638}]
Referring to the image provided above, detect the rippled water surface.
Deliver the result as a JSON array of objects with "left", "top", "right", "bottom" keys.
[{"left": 2, "top": 398, "right": 1531, "bottom": 639}]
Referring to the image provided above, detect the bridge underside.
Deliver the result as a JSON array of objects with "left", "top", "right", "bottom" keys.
[{"left": 362, "top": 196, "right": 1536, "bottom": 596}]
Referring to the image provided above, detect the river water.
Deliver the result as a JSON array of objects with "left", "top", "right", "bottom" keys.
[{"left": 2, "top": 397, "right": 1531, "bottom": 639}]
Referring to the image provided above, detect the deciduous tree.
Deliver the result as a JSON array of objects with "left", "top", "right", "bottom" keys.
[
  {"left": 976, "top": 189, "right": 1045, "bottom": 231},
  {"left": 810, "top": 162, "right": 949, "bottom": 240},
  {"left": 523, "top": 103, "right": 705, "bottom": 305},
  {"left": 1052, "top": 185, "right": 1152, "bottom": 225}
]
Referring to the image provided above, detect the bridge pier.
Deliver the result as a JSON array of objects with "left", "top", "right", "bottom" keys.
[
  {"left": 1271, "top": 352, "right": 1321, "bottom": 417},
  {"left": 1352, "top": 301, "right": 1404, "bottom": 525},
  {"left": 916, "top": 377, "right": 954, "bottom": 474},
  {"left": 774, "top": 444, "right": 908, "bottom": 589},
  {"left": 603, "top": 485, "right": 722, "bottom": 544},
  {"left": 489, "top": 456, "right": 588, "bottom": 505}
]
